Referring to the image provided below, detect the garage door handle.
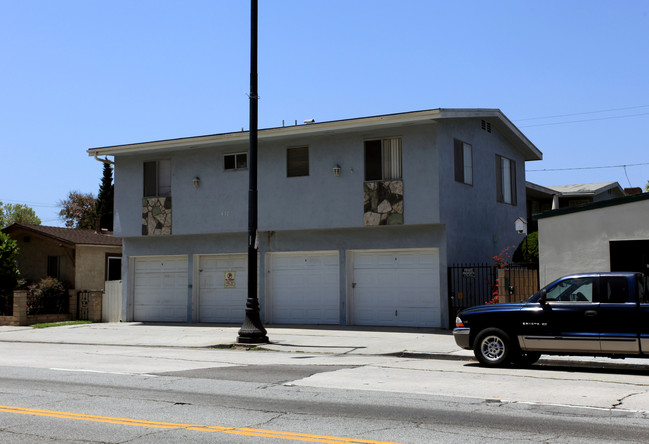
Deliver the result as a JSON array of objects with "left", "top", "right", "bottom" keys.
[{"left": 585, "top": 310, "right": 598, "bottom": 317}]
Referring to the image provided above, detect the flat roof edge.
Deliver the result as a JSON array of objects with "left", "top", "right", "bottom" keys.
[{"left": 535, "top": 192, "right": 649, "bottom": 220}]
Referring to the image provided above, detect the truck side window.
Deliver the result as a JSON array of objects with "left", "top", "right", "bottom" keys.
[
  {"left": 545, "top": 277, "right": 595, "bottom": 302},
  {"left": 599, "top": 277, "right": 629, "bottom": 303},
  {"left": 640, "top": 276, "right": 649, "bottom": 304}
]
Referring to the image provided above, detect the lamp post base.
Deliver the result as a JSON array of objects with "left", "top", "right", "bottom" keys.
[{"left": 237, "top": 302, "right": 269, "bottom": 344}]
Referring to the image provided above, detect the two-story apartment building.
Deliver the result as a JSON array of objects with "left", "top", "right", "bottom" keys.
[{"left": 88, "top": 109, "right": 542, "bottom": 328}]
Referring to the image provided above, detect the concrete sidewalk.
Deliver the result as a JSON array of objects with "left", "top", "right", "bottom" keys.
[
  {"left": 0, "top": 322, "right": 471, "bottom": 358},
  {"left": 2, "top": 322, "right": 648, "bottom": 368}
]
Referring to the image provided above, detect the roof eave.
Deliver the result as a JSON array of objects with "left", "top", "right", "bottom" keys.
[
  {"left": 2, "top": 224, "right": 76, "bottom": 247},
  {"left": 87, "top": 108, "right": 542, "bottom": 162},
  {"left": 87, "top": 109, "right": 446, "bottom": 157}
]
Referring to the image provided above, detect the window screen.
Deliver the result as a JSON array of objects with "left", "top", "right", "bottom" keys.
[
  {"left": 454, "top": 139, "right": 472, "bottom": 185},
  {"left": 143, "top": 160, "right": 171, "bottom": 197},
  {"left": 225, "top": 153, "right": 248, "bottom": 170},
  {"left": 287, "top": 147, "right": 309, "bottom": 177},
  {"left": 496, "top": 155, "right": 516, "bottom": 205}
]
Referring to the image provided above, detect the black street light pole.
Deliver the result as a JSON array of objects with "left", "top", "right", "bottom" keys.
[{"left": 238, "top": 0, "right": 268, "bottom": 344}]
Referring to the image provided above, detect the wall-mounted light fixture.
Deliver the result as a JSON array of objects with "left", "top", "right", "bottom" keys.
[
  {"left": 333, "top": 164, "right": 341, "bottom": 177},
  {"left": 193, "top": 177, "right": 201, "bottom": 188}
]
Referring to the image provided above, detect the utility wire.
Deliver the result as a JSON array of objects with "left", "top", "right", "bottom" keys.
[
  {"left": 526, "top": 161, "right": 649, "bottom": 172},
  {"left": 518, "top": 112, "right": 649, "bottom": 128},
  {"left": 527, "top": 162, "right": 649, "bottom": 188},
  {"left": 515, "top": 105, "right": 649, "bottom": 122},
  {"left": 0, "top": 198, "right": 59, "bottom": 208},
  {"left": 525, "top": 162, "right": 649, "bottom": 173}
]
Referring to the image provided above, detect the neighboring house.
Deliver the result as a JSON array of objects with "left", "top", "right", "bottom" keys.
[
  {"left": 2, "top": 224, "right": 123, "bottom": 291},
  {"left": 545, "top": 182, "right": 625, "bottom": 207},
  {"left": 526, "top": 181, "right": 626, "bottom": 232},
  {"left": 536, "top": 193, "right": 649, "bottom": 286},
  {"left": 88, "top": 108, "right": 542, "bottom": 328}
]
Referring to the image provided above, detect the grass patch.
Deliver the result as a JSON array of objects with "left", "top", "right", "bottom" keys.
[{"left": 31, "top": 320, "right": 93, "bottom": 329}]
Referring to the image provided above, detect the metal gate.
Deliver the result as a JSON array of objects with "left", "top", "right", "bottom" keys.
[
  {"left": 77, "top": 291, "right": 90, "bottom": 320},
  {"left": 448, "top": 264, "right": 497, "bottom": 325},
  {"left": 448, "top": 264, "right": 539, "bottom": 326}
]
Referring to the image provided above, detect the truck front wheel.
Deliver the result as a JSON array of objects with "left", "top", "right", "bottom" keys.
[{"left": 473, "top": 328, "right": 513, "bottom": 367}]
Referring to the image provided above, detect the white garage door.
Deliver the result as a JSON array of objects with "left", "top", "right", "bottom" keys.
[
  {"left": 350, "top": 249, "right": 440, "bottom": 327},
  {"left": 133, "top": 256, "right": 188, "bottom": 322},
  {"left": 198, "top": 254, "right": 247, "bottom": 323},
  {"left": 267, "top": 251, "right": 340, "bottom": 324}
]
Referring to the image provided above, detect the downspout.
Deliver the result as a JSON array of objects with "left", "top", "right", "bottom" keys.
[{"left": 93, "top": 152, "right": 115, "bottom": 165}]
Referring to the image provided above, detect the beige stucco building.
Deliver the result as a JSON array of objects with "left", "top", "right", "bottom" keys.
[
  {"left": 537, "top": 193, "right": 649, "bottom": 286},
  {"left": 2, "top": 224, "right": 122, "bottom": 291}
]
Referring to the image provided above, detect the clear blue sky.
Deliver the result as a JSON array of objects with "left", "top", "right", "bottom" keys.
[{"left": 1, "top": 1, "right": 648, "bottom": 226}]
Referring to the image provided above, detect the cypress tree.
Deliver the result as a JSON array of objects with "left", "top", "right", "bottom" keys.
[{"left": 96, "top": 163, "right": 114, "bottom": 231}]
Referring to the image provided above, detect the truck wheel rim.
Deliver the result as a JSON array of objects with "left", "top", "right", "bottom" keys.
[{"left": 481, "top": 335, "right": 505, "bottom": 361}]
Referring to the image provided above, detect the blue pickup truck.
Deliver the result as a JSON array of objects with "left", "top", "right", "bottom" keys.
[{"left": 453, "top": 272, "right": 649, "bottom": 367}]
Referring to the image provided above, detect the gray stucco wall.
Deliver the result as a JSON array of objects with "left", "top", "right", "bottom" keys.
[
  {"left": 113, "top": 116, "right": 533, "bottom": 327},
  {"left": 113, "top": 119, "right": 522, "bottom": 252},
  {"left": 113, "top": 123, "right": 440, "bottom": 238},
  {"left": 437, "top": 119, "right": 528, "bottom": 264}
]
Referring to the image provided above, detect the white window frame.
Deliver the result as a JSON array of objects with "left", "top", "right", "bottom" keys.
[
  {"left": 364, "top": 137, "right": 402, "bottom": 181},
  {"left": 454, "top": 139, "right": 473, "bottom": 185},
  {"left": 224, "top": 152, "right": 248, "bottom": 171},
  {"left": 496, "top": 155, "right": 516, "bottom": 205},
  {"left": 143, "top": 160, "right": 171, "bottom": 198},
  {"left": 106, "top": 256, "right": 122, "bottom": 281}
]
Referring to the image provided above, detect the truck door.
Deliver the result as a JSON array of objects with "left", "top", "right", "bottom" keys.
[
  {"left": 637, "top": 275, "right": 649, "bottom": 354},
  {"left": 527, "top": 276, "right": 600, "bottom": 353},
  {"left": 598, "top": 276, "right": 640, "bottom": 354}
]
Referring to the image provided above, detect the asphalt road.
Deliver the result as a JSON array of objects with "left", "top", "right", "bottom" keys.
[{"left": 1, "top": 342, "right": 649, "bottom": 443}]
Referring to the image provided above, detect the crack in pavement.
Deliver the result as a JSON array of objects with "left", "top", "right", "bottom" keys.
[{"left": 612, "top": 390, "right": 648, "bottom": 409}]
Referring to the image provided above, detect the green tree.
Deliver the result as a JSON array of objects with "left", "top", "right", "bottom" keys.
[
  {"left": 96, "top": 163, "right": 114, "bottom": 231},
  {"left": 513, "top": 231, "right": 539, "bottom": 264},
  {"left": 0, "top": 232, "right": 20, "bottom": 298},
  {"left": 58, "top": 191, "right": 97, "bottom": 229},
  {"left": 0, "top": 201, "right": 41, "bottom": 229}
]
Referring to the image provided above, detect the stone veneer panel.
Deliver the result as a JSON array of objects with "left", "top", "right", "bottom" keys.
[
  {"left": 142, "top": 197, "right": 172, "bottom": 235},
  {"left": 363, "top": 180, "right": 404, "bottom": 226}
]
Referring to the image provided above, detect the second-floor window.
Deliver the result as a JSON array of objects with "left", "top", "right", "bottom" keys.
[
  {"left": 144, "top": 160, "right": 171, "bottom": 197},
  {"left": 224, "top": 153, "right": 247, "bottom": 171},
  {"left": 496, "top": 155, "right": 516, "bottom": 205},
  {"left": 454, "top": 139, "right": 473, "bottom": 185},
  {"left": 364, "top": 137, "right": 402, "bottom": 181},
  {"left": 287, "top": 146, "right": 309, "bottom": 177}
]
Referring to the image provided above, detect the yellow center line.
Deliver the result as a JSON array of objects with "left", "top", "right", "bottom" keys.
[{"left": 0, "top": 405, "right": 405, "bottom": 444}]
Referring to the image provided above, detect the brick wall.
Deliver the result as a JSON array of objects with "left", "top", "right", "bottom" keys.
[{"left": 0, "top": 289, "right": 102, "bottom": 326}]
